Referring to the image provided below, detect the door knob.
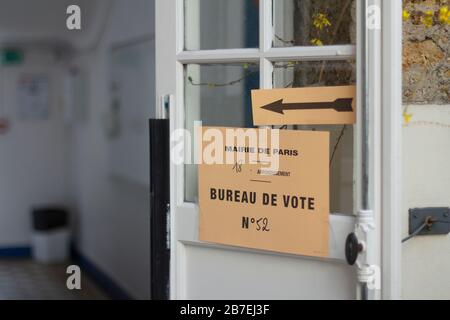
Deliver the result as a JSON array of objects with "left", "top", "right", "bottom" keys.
[{"left": 345, "top": 233, "right": 363, "bottom": 266}]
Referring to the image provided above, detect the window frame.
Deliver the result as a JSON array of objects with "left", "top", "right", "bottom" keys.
[{"left": 176, "top": 0, "right": 357, "bottom": 208}]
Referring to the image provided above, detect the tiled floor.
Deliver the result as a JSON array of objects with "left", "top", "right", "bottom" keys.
[{"left": 0, "top": 259, "right": 107, "bottom": 300}]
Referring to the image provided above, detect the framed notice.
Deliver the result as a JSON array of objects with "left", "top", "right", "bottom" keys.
[
  {"left": 17, "top": 74, "right": 50, "bottom": 121},
  {"left": 198, "top": 127, "right": 330, "bottom": 257}
]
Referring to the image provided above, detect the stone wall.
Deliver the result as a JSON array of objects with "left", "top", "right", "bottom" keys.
[{"left": 403, "top": 0, "right": 450, "bottom": 104}]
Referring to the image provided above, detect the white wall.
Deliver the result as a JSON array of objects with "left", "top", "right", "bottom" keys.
[
  {"left": 402, "top": 105, "right": 450, "bottom": 299},
  {"left": 0, "top": 48, "right": 69, "bottom": 246},
  {"left": 69, "top": 0, "right": 154, "bottom": 299}
]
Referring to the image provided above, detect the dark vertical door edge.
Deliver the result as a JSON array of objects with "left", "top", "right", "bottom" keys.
[{"left": 149, "top": 119, "right": 170, "bottom": 300}]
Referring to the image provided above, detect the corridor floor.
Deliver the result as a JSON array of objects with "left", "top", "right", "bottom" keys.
[{"left": 0, "top": 259, "right": 107, "bottom": 300}]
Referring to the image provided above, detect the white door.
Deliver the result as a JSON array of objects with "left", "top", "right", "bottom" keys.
[{"left": 155, "top": 0, "right": 400, "bottom": 300}]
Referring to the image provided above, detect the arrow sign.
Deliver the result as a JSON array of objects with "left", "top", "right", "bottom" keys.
[
  {"left": 261, "top": 98, "right": 354, "bottom": 114},
  {"left": 251, "top": 85, "right": 356, "bottom": 125}
]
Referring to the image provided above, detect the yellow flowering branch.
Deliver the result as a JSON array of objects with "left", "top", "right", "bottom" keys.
[
  {"left": 312, "top": 13, "right": 331, "bottom": 30},
  {"left": 404, "top": 6, "right": 450, "bottom": 27}
]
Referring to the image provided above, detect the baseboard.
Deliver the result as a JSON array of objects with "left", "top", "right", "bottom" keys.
[
  {"left": 0, "top": 246, "right": 31, "bottom": 258},
  {"left": 71, "top": 247, "right": 133, "bottom": 300}
]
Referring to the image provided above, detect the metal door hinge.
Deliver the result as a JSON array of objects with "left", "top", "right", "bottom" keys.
[{"left": 408, "top": 207, "right": 450, "bottom": 238}]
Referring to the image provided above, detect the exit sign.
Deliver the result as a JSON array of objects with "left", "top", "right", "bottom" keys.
[{"left": 2, "top": 49, "right": 24, "bottom": 65}]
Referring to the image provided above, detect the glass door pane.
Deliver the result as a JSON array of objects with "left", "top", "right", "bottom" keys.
[
  {"left": 273, "top": 0, "right": 356, "bottom": 47},
  {"left": 273, "top": 60, "right": 356, "bottom": 214},
  {"left": 184, "top": 63, "right": 260, "bottom": 202},
  {"left": 184, "top": 0, "right": 259, "bottom": 50},
  {"left": 273, "top": 60, "right": 356, "bottom": 87}
]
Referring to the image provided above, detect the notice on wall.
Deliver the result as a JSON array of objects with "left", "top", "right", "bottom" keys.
[
  {"left": 198, "top": 127, "right": 329, "bottom": 257},
  {"left": 251, "top": 85, "right": 356, "bottom": 125},
  {"left": 17, "top": 74, "right": 50, "bottom": 121}
]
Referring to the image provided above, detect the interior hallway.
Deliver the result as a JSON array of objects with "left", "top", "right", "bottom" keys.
[{"left": 0, "top": 0, "right": 154, "bottom": 299}]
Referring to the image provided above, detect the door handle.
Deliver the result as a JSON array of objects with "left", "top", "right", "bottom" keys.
[{"left": 345, "top": 232, "right": 364, "bottom": 266}]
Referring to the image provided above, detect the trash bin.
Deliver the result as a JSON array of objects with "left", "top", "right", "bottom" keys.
[{"left": 31, "top": 207, "right": 70, "bottom": 263}]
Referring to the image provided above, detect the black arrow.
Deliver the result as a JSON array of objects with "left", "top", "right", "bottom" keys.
[{"left": 261, "top": 98, "right": 354, "bottom": 114}]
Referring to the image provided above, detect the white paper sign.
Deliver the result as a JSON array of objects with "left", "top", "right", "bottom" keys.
[{"left": 17, "top": 74, "right": 50, "bottom": 121}]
